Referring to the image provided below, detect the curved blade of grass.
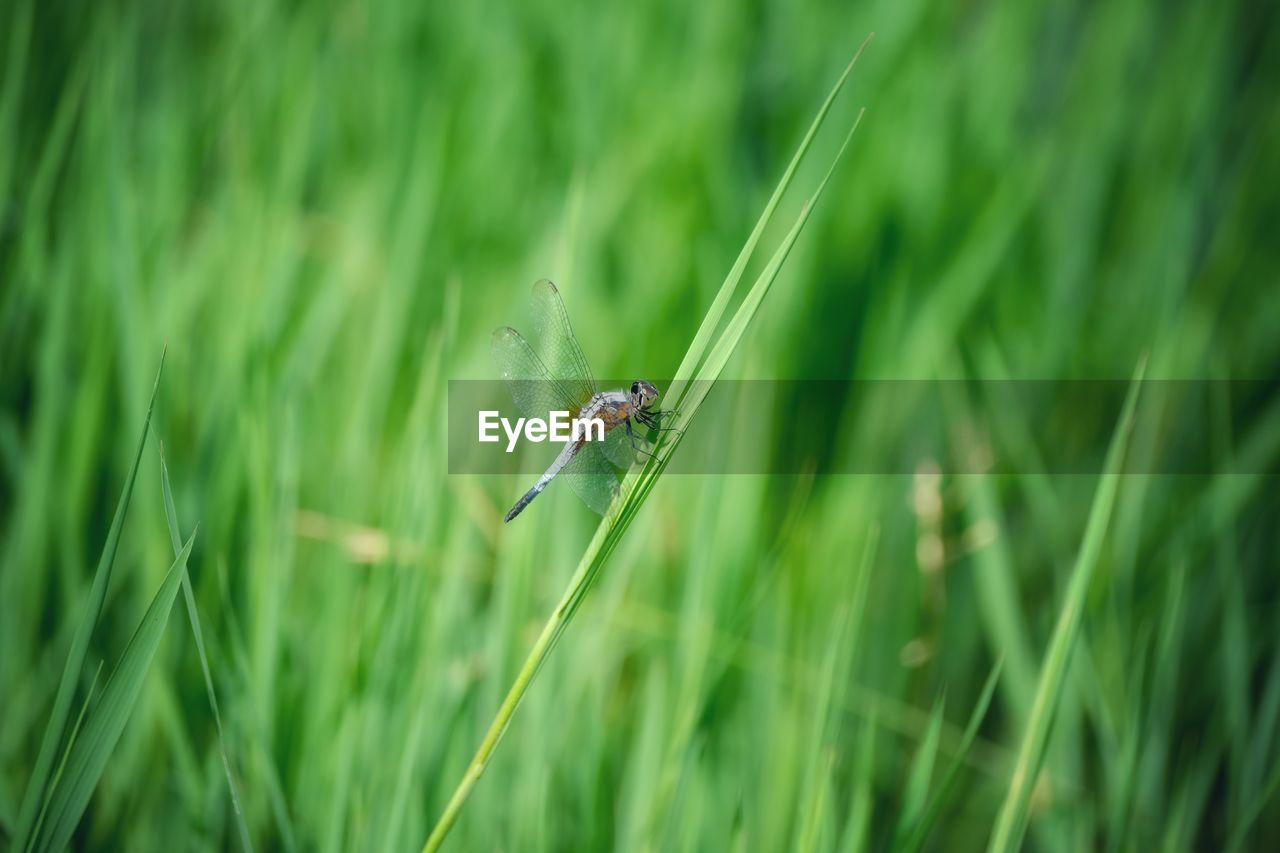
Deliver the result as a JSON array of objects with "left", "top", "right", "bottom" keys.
[
  {"left": 670, "top": 31, "right": 873, "bottom": 394},
  {"left": 604, "top": 105, "right": 865, "bottom": 559},
  {"left": 798, "top": 749, "right": 837, "bottom": 853},
  {"left": 27, "top": 661, "right": 102, "bottom": 850},
  {"left": 839, "top": 706, "right": 878, "bottom": 853},
  {"left": 33, "top": 529, "right": 198, "bottom": 853},
  {"left": 160, "top": 444, "right": 254, "bottom": 852},
  {"left": 893, "top": 693, "right": 947, "bottom": 849},
  {"left": 422, "top": 49, "right": 869, "bottom": 853},
  {"left": 797, "top": 529, "right": 878, "bottom": 851},
  {"left": 900, "top": 659, "right": 1003, "bottom": 853},
  {"left": 986, "top": 358, "right": 1146, "bottom": 853},
  {"left": 11, "top": 348, "right": 165, "bottom": 852}
]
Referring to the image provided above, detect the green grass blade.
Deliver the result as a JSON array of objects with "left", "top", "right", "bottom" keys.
[
  {"left": 986, "top": 358, "right": 1147, "bottom": 853},
  {"left": 893, "top": 693, "right": 947, "bottom": 849},
  {"left": 422, "top": 50, "right": 870, "bottom": 852},
  {"left": 27, "top": 661, "right": 103, "bottom": 850},
  {"left": 798, "top": 749, "right": 837, "bottom": 853},
  {"left": 901, "top": 660, "right": 1003, "bottom": 853},
  {"left": 1225, "top": 755, "right": 1280, "bottom": 852},
  {"left": 798, "top": 531, "right": 878, "bottom": 851},
  {"left": 549, "top": 109, "right": 864, "bottom": 633},
  {"left": 670, "top": 32, "right": 873, "bottom": 391},
  {"left": 159, "top": 443, "right": 254, "bottom": 852},
  {"left": 604, "top": 105, "right": 866, "bottom": 553},
  {"left": 682, "top": 107, "right": 865, "bottom": 404},
  {"left": 33, "top": 530, "right": 198, "bottom": 853},
  {"left": 11, "top": 349, "right": 165, "bottom": 852},
  {"left": 840, "top": 709, "right": 878, "bottom": 853}
]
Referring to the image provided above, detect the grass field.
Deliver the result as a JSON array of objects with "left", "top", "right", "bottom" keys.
[{"left": 2, "top": 0, "right": 1279, "bottom": 849}]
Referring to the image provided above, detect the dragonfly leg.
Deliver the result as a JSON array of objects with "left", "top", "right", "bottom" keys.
[
  {"left": 636, "top": 409, "right": 682, "bottom": 435},
  {"left": 626, "top": 419, "right": 661, "bottom": 461}
]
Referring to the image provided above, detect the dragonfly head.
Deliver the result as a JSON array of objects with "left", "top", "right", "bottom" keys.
[{"left": 630, "top": 380, "right": 660, "bottom": 412}]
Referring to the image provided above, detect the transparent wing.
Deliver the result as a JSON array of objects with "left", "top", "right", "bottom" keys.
[
  {"left": 494, "top": 280, "right": 618, "bottom": 515},
  {"left": 598, "top": 423, "right": 642, "bottom": 470},
  {"left": 530, "top": 279, "right": 597, "bottom": 407},
  {"left": 492, "top": 326, "right": 588, "bottom": 421},
  {"left": 558, "top": 442, "right": 620, "bottom": 515}
]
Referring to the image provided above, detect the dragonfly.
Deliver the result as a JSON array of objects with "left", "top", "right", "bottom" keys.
[{"left": 493, "top": 279, "right": 674, "bottom": 523}]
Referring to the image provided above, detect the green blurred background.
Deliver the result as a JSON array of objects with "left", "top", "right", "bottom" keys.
[{"left": 2, "top": 0, "right": 1278, "bottom": 849}]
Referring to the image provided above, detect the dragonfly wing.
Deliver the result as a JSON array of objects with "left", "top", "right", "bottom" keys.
[
  {"left": 558, "top": 441, "right": 620, "bottom": 516},
  {"left": 597, "top": 422, "right": 641, "bottom": 470},
  {"left": 492, "top": 326, "right": 588, "bottom": 420},
  {"left": 530, "top": 280, "right": 598, "bottom": 408},
  {"left": 494, "top": 280, "right": 618, "bottom": 517}
]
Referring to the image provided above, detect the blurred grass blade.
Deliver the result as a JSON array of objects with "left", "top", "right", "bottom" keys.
[
  {"left": 1225, "top": 755, "right": 1280, "bottom": 852},
  {"left": 987, "top": 359, "right": 1146, "bottom": 853},
  {"left": 840, "top": 708, "right": 878, "bottom": 853},
  {"left": 798, "top": 531, "right": 878, "bottom": 851},
  {"left": 893, "top": 692, "right": 946, "bottom": 848},
  {"left": 901, "top": 660, "right": 1003, "bottom": 853},
  {"left": 798, "top": 749, "right": 837, "bottom": 853},
  {"left": 422, "top": 47, "right": 869, "bottom": 852},
  {"left": 33, "top": 530, "right": 198, "bottom": 853},
  {"left": 160, "top": 444, "right": 254, "bottom": 852},
  {"left": 11, "top": 349, "right": 165, "bottom": 852}
]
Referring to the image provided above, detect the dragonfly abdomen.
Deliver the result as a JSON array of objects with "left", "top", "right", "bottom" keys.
[{"left": 503, "top": 438, "right": 586, "bottom": 523}]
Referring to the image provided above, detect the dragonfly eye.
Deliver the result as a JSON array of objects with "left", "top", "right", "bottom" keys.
[{"left": 630, "top": 380, "right": 658, "bottom": 410}]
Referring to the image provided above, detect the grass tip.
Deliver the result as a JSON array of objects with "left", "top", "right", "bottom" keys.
[
  {"left": 1133, "top": 351, "right": 1149, "bottom": 380},
  {"left": 852, "top": 32, "right": 875, "bottom": 61}
]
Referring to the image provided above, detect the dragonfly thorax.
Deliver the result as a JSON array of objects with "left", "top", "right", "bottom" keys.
[
  {"left": 584, "top": 380, "right": 659, "bottom": 426},
  {"left": 583, "top": 390, "right": 636, "bottom": 429},
  {"left": 578, "top": 381, "right": 657, "bottom": 430}
]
